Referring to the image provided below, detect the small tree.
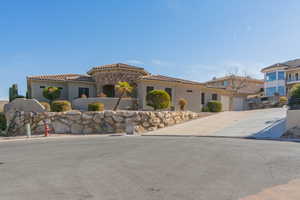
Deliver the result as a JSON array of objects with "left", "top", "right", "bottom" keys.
[
  {"left": 226, "top": 68, "right": 251, "bottom": 93},
  {"left": 146, "top": 90, "right": 171, "bottom": 110},
  {"left": 288, "top": 84, "right": 300, "bottom": 109},
  {"left": 9, "top": 84, "right": 19, "bottom": 102},
  {"left": 178, "top": 98, "right": 187, "bottom": 111},
  {"left": 289, "top": 84, "right": 300, "bottom": 98},
  {"left": 43, "top": 87, "right": 61, "bottom": 104},
  {"left": 113, "top": 82, "right": 133, "bottom": 111}
]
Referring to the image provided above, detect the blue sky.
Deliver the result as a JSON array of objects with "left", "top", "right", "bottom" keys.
[{"left": 1, "top": 0, "right": 300, "bottom": 99}]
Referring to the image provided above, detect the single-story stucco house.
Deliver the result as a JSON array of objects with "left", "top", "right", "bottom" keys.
[{"left": 27, "top": 63, "right": 249, "bottom": 112}]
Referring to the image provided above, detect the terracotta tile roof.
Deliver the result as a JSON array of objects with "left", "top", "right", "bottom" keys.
[
  {"left": 27, "top": 74, "right": 94, "bottom": 82},
  {"left": 139, "top": 75, "right": 204, "bottom": 85},
  {"left": 87, "top": 63, "right": 149, "bottom": 75}
]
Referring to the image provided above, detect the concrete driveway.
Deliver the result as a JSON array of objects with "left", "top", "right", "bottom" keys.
[
  {"left": 0, "top": 136, "right": 300, "bottom": 200},
  {"left": 144, "top": 108, "right": 286, "bottom": 139}
]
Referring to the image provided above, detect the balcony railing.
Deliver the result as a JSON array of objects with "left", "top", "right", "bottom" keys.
[{"left": 287, "top": 78, "right": 300, "bottom": 83}]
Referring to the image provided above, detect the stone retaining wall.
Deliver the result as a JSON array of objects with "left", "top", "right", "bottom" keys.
[
  {"left": 8, "top": 110, "right": 202, "bottom": 136},
  {"left": 72, "top": 97, "right": 137, "bottom": 111}
]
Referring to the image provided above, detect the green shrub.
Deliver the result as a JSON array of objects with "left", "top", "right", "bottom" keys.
[
  {"left": 88, "top": 102, "right": 104, "bottom": 111},
  {"left": 51, "top": 100, "right": 71, "bottom": 112},
  {"left": 207, "top": 101, "right": 222, "bottom": 112},
  {"left": 290, "top": 84, "right": 300, "bottom": 98},
  {"left": 178, "top": 98, "right": 187, "bottom": 111},
  {"left": 40, "top": 102, "right": 51, "bottom": 111},
  {"left": 43, "top": 87, "right": 61, "bottom": 103},
  {"left": 146, "top": 90, "right": 171, "bottom": 110},
  {"left": 289, "top": 84, "right": 300, "bottom": 108},
  {"left": 0, "top": 113, "right": 7, "bottom": 131}
]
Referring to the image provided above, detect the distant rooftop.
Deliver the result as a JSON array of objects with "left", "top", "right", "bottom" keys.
[
  {"left": 261, "top": 58, "right": 300, "bottom": 72},
  {"left": 205, "top": 75, "right": 263, "bottom": 83}
]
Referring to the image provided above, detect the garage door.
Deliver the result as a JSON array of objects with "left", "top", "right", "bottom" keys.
[
  {"left": 221, "top": 96, "right": 230, "bottom": 111},
  {"left": 233, "top": 97, "right": 244, "bottom": 111}
]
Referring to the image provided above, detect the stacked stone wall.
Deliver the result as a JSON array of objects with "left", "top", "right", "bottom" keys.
[{"left": 7, "top": 110, "right": 202, "bottom": 136}]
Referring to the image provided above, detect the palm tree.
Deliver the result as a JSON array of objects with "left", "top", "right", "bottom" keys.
[{"left": 113, "top": 81, "right": 133, "bottom": 111}]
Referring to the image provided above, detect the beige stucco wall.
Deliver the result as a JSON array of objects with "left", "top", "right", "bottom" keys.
[
  {"left": 137, "top": 81, "right": 177, "bottom": 110},
  {"left": 287, "top": 109, "right": 300, "bottom": 130},
  {"left": 173, "top": 85, "right": 202, "bottom": 112},
  {"left": 30, "top": 81, "right": 68, "bottom": 102},
  {"left": 137, "top": 81, "right": 227, "bottom": 112},
  {"left": 72, "top": 97, "right": 136, "bottom": 111},
  {"left": 30, "top": 80, "right": 96, "bottom": 102},
  {"left": 67, "top": 82, "right": 96, "bottom": 100},
  {"left": 138, "top": 82, "right": 202, "bottom": 112}
]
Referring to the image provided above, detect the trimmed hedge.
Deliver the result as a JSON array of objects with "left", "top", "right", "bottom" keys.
[
  {"left": 146, "top": 90, "right": 171, "bottom": 110},
  {"left": 279, "top": 96, "right": 288, "bottom": 104},
  {"left": 40, "top": 102, "right": 51, "bottom": 111},
  {"left": 88, "top": 102, "right": 104, "bottom": 111},
  {"left": 207, "top": 101, "right": 222, "bottom": 112},
  {"left": 51, "top": 100, "right": 72, "bottom": 112},
  {"left": 0, "top": 113, "right": 6, "bottom": 131},
  {"left": 202, "top": 106, "right": 210, "bottom": 112}
]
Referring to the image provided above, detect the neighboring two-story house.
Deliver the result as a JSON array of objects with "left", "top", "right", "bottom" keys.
[
  {"left": 261, "top": 58, "right": 300, "bottom": 97},
  {"left": 27, "top": 63, "right": 250, "bottom": 112},
  {"left": 205, "top": 75, "right": 264, "bottom": 94}
]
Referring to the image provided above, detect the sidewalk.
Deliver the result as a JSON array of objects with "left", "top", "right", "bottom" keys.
[{"left": 0, "top": 134, "right": 124, "bottom": 143}]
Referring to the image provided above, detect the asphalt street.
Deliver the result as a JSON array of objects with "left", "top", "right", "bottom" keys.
[{"left": 0, "top": 136, "right": 300, "bottom": 200}]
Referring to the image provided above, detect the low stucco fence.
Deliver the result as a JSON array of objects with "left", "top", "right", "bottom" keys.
[
  {"left": 7, "top": 110, "right": 202, "bottom": 136},
  {"left": 283, "top": 109, "right": 300, "bottom": 138},
  {"left": 72, "top": 97, "right": 137, "bottom": 111}
]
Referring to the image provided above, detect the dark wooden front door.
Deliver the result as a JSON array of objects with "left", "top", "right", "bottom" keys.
[{"left": 103, "top": 85, "right": 115, "bottom": 97}]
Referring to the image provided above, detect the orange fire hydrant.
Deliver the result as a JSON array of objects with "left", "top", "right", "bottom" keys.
[{"left": 44, "top": 123, "right": 50, "bottom": 137}]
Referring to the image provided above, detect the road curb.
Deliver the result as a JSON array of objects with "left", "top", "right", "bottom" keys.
[{"left": 141, "top": 134, "right": 300, "bottom": 143}]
